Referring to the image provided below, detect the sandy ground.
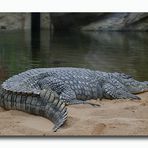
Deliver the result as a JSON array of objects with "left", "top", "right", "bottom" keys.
[{"left": 0, "top": 92, "right": 148, "bottom": 136}]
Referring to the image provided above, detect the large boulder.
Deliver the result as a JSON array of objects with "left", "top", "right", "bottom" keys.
[
  {"left": 51, "top": 13, "right": 148, "bottom": 31},
  {"left": 82, "top": 13, "right": 148, "bottom": 31},
  {"left": 0, "top": 13, "right": 31, "bottom": 30},
  {"left": 50, "top": 13, "right": 104, "bottom": 30}
]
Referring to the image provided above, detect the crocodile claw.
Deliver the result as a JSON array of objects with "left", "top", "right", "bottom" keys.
[
  {"left": 87, "top": 102, "right": 101, "bottom": 107},
  {"left": 130, "top": 95, "right": 141, "bottom": 100}
]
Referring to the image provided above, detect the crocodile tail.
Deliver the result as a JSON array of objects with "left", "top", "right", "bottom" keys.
[
  {"left": 0, "top": 87, "right": 67, "bottom": 132},
  {"left": 40, "top": 89, "right": 68, "bottom": 132}
]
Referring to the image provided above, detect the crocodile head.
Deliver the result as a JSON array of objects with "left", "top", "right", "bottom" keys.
[
  {"left": 123, "top": 79, "right": 148, "bottom": 94},
  {"left": 144, "top": 81, "right": 148, "bottom": 85},
  {"left": 112, "top": 72, "right": 148, "bottom": 94},
  {"left": 112, "top": 72, "right": 133, "bottom": 79}
]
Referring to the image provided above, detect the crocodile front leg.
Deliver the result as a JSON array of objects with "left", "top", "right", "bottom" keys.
[{"left": 102, "top": 83, "right": 141, "bottom": 100}]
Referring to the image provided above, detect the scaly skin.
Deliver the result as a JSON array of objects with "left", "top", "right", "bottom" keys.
[
  {"left": 0, "top": 67, "right": 148, "bottom": 131},
  {"left": 0, "top": 87, "right": 67, "bottom": 132},
  {"left": 0, "top": 69, "right": 68, "bottom": 132}
]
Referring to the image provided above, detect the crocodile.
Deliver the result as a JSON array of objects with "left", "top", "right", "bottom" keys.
[{"left": 0, "top": 67, "right": 148, "bottom": 131}]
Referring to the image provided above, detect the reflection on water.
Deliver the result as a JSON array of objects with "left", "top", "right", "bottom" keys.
[
  {"left": 31, "top": 30, "right": 41, "bottom": 63},
  {"left": 0, "top": 30, "right": 148, "bottom": 83}
]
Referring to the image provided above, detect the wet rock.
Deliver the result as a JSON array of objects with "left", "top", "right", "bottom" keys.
[
  {"left": 82, "top": 13, "right": 148, "bottom": 31},
  {"left": 51, "top": 13, "right": 148, "bottom": 31},
  {"left": 0, "top": 13, "right": 31, "bottom": 30}
]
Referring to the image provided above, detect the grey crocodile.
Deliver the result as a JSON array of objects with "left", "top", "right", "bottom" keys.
[{"left": 0, "top": 67, "right": 148, "bottom": 131}]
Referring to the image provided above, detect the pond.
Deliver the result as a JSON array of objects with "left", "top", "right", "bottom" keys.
[{"left": 0, "top": 30, "right": 148, "bottom": 83}]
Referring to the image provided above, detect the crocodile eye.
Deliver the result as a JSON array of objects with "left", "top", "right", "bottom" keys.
[{"left": 121, "top": 73, "right": 132, "bottom": 79}]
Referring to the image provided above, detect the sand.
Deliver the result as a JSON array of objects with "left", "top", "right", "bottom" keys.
[{"left": 0, "top": 92, "right": 148, "bottom": 136}]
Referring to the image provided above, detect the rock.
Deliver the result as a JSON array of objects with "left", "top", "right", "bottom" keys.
[
  {"left": 0, "top": 13, "right": 31, "bottom": 30},
  {"left": 0, "top": 13, "right": 147, "bottom": 31},
  {"left": 50, "top": 13, "right": 104, "bottom": 30},
  {"left": 81, "top": 13, "right": 148, "bottom": 31},
  {"left": 50, "top": 13, "right": 148, "bottom": 31}
]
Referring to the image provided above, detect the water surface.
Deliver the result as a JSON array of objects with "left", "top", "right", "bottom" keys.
[{"left": 0, "top": 30, "right": 148, "bottom": 83}]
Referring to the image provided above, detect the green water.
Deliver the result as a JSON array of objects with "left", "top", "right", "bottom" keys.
[{"left": 0, "top": 30, "right": 148, "bottom": 83}]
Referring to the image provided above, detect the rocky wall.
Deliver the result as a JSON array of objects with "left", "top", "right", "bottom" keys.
[{"left": 0, "top": 13, "right": 31, "bottom": 30}]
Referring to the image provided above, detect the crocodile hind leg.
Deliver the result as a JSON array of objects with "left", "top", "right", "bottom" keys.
[
  {"left": 59, "top": 88, "right": 100, "bottom": 107},
  {"left": 38, "top": 77, "right": 100, "bottom": 107},
  {"left": 102, "top": 83, "right": 141, "bottom": 100}
]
